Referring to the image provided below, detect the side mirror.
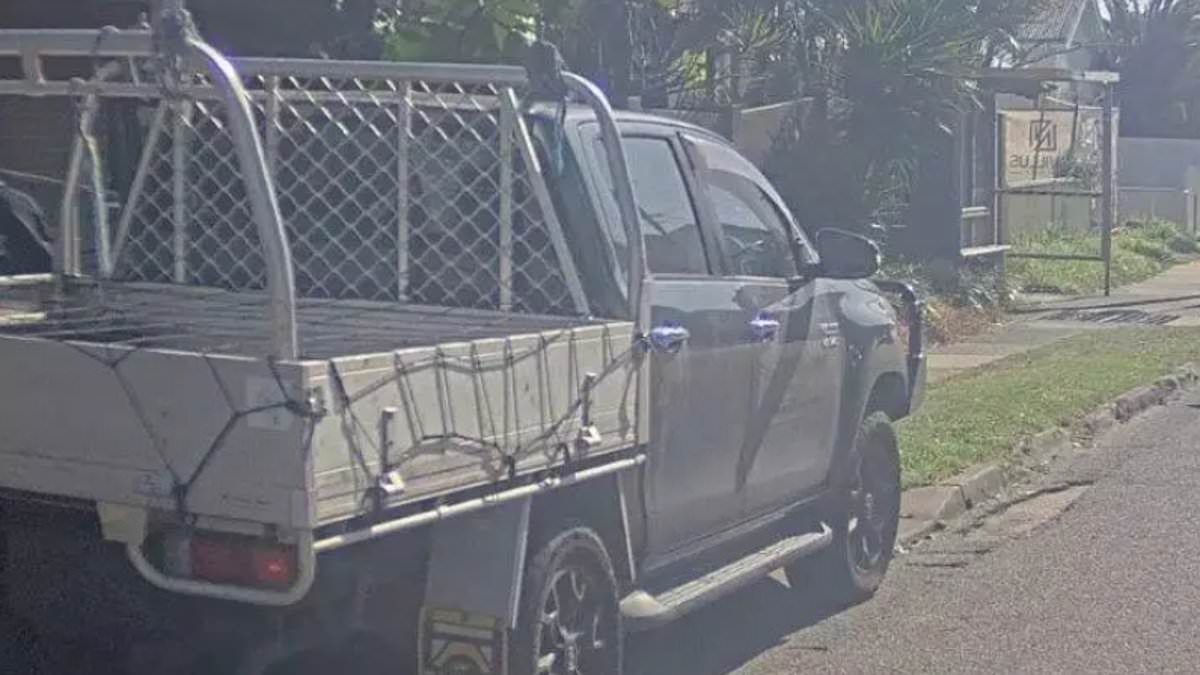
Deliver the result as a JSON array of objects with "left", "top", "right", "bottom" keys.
[{"left": 815, "top": 228, "right": 881, "bottom": 279}]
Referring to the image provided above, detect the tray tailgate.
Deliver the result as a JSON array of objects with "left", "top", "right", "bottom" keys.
[{"left": 0, "top": 336, "right": 313, "bottom": 528}]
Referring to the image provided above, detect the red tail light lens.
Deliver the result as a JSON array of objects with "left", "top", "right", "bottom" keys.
[
  {"left": 160, "top": 530, "right": 297, "bottom": 590},
  {"left": 190, "top": 535, "right": 244, "bottom": 584},
  {"left": 251, "top": 547, "right": 296, "bottom": 588}
]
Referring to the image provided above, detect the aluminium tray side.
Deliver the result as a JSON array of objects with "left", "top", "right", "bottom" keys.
[{"left": 306, "top": 320, "right": 640, "bottom": 526}]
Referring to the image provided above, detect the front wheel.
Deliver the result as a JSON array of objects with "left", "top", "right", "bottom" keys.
[
  {"left": 786, "top": 411, "right": 901, "bottom": 606},
  {"left": 510, "top": 527, "right": 623, "bottom": 675}
]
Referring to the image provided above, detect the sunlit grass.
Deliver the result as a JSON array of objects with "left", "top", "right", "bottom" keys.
[
  {"left": 1008, "top": 220, "right": 1197, "bottom": 295},
  {"left": 899, "top": 327, "right": 1200, "bottom": 488}
]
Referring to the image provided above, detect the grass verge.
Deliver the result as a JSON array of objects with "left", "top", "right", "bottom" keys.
[
  {"left": 898, "top": 327, "right": 1200, "bottom": 489},
  {"left": 1008, "top": 220, "right": 1198, "bottom": 295}
]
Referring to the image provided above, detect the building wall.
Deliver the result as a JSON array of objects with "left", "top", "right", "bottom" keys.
[{"left": 1119, "top": 138, "right": 1200, "bottom": 193}]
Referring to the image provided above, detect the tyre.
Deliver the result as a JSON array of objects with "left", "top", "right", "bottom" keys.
[
  {"left": 510, "top": 527, "right": 622, "bottom": 675},
  {"left": 786, "top": 411, "right": 901, "bottom": 606}
]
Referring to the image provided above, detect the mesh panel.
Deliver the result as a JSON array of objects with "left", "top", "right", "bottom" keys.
[
  {"left": 114, "top": 105, "right": 177, "bottom": 284},
  {"left": 112, "top": 72, "right": 580, "bottom": 317}
]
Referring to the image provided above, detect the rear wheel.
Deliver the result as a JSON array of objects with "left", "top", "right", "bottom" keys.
[
  {"left": 510, "top": 527, "right": 622, "bottom": 675},
  {"left": 786, "top": 411, "right": 901, "bottom": 606}
]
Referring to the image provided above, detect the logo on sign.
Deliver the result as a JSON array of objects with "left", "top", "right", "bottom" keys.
[{"left": 1028, "top": 119, "right": 1057, "bottom": 152}]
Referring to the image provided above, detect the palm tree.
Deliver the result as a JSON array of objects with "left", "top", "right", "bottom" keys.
[
  {"left": 765, "top": 0, "right": 1044, "bottom": 234},
  {"left": 1101, "top": 0, "right": 1200, "bottom": 138}
]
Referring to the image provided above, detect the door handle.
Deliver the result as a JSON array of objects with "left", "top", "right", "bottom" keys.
[
  {"left": 649, "top": 322, "right": 691, "bottom": 353},
  {"left": 749, "top": 313, "right": 781, "bottom": 341}
]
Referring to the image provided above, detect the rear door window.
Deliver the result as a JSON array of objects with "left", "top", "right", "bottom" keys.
[{"left": 590, "top": 134, "right": 711, "bottom": 275}]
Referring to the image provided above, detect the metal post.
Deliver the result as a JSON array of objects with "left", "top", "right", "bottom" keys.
[
  {"left": 396, "top": 80, "right": 410, "bottom": 302},
  {"left": 189, "top": 38, "right": 298, "bottom": 360},
  {"left": 561, "top": 73, "right": 644, "bottom": 328},
  {"left": 264, "top": 75, "right": 280, "bottom": 176},
  {"left": 499, "top": 89, "right": 514, "bottom": 312},
  {"left": 86, "top": 114, "right": 111, "bottom": 278},
  {"left": 60, "top": 119, "right": 85, "bottom": 277},
  {"left": 59, "top": 72, "right": 116, "bottom": 276},
  {"left": 172, "top": 102, "right": 190, "bottom": 284},
  {"left": 1101, "top": 83, "right": 1114, "bottom": 297},
  {"left": 993, "top": 107, "right": 1005, "bottom": 249},
  {"left": 1185, "top": 190, "right": 1195, "bottom": 237}
]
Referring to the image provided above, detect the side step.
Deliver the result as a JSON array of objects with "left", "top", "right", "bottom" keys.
[{"left": 620, "top": 524, "right": 833, "bottom": 632}]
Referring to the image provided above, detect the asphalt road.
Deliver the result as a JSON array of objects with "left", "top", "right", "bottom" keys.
[{"left": 628, "top": 398, "right": 1200, "bottom": 675}]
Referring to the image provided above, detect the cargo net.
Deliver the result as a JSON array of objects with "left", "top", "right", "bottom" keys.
[{"left": 72, "top": 70, "right": 588, "bottom": 354}]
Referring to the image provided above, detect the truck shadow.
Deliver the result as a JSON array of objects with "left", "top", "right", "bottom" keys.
[{"left": 626, "top": 573, "right": 843, "bottom": 675}]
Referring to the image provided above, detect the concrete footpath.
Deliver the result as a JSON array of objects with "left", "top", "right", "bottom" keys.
[{"left": 927, "top": 258, "right": 1200, "bottom": 383}]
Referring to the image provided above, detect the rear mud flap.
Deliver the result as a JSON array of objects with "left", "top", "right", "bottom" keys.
[
  {"left": 419, "top": 498, "right": 529, "bottom": 674},
  {"left": 420, "top": 607, "right": 508, "bottom": 675}
]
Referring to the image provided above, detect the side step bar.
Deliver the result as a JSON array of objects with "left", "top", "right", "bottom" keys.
[{"left": 620, "top": 524, "right": 833, "bottom": 632}]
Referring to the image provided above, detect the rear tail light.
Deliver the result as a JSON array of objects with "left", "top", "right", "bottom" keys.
[
  {"left": 251, "top": 547, "right": 296, "bottom": 588},
  {"left": 157, "top": 529, "right": 298, "bottom": 590}
]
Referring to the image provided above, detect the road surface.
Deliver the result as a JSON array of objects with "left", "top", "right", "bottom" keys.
[{"left": 629, "top": 398, "right": 1200, "bottom": 674}]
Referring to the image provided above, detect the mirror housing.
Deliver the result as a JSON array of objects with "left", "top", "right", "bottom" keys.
[{"left": 815, "top": 228, "right": 881, "bottom": 279}]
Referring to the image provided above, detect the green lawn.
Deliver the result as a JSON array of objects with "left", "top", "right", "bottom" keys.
[
  {"left": 1008, "top": 221, "right": 1198, "bottom": 295},
  {"left": 898, "top": 327, "right": 1200, "bottom": 488},
  {"left": 1007, "top": 234, "right": 1161, "bottom": 294}
]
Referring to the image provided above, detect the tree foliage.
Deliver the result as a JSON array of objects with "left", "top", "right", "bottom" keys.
[
  {"left": 1101, "top": 0, "right": 1200, "bottom": 138},
  {"left": 377, "top": 0, "right": 537, "bottom": 62},
  {"left": 765, "top": 0, "right": 1044, "bottom": 233},
  {"left": 376, "top": 0, "right": 635, "bottom": 102},
  {"left": 373, "top": 0, "right": 802, "bottom": 105}
]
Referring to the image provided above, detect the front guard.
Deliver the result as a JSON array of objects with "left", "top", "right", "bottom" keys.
[{"left": 874, "top": 279, "right": 926, "bottom": 414}]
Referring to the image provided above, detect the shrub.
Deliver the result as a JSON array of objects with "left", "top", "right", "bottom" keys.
[
  {"left": 1124, "top": 218, "right": 1198, "bottom": 254},
  {"left": 1119, "top": 235, "right": 1172, "bottom": 263},
  {"left": 1007, "top": 219, "right": 1196, "bottom": 295},
  {"left": 877, "top": 257, "right": 1008, "bottom": 344}
]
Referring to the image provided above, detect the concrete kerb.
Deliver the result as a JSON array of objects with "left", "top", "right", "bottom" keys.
[{"left": 896, "top": 362, "right": 1200, "bottom": 549}]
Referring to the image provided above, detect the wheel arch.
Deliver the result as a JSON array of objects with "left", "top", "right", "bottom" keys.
[
  {"left": 529, "top": 473, "right": 636, "bottom": 588},
  {"left": 865, "top": 371, "right": 910, "bottom": 422},
  {"left": 830, "top": 366, "right": 909, "bottom": 491}
]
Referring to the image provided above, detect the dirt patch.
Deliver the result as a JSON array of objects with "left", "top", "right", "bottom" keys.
[{"left": 923, "top": 300, "right": 1002, "bottom": 345}]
